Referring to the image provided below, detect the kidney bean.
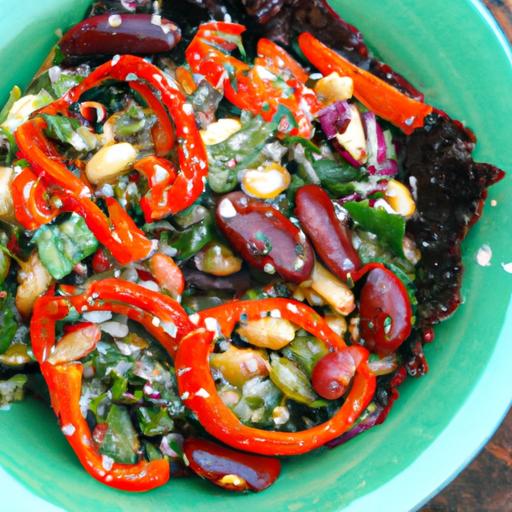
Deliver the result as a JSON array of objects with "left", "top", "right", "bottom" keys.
[
  {"left": 59, "top": 14, "right": 181, "bottom": 57},
  {"left": 216, "top": 192, "right": 314, "bottom": 283},
  {"left": 359, "top": 266, "right": 412, "bottom": 356},
  {"left": 295, "top": 184, "right": 360, "bottom": 281},
  {"left": 311, "top": 348, "right": 358, "bottom": 400},
  {"left": 183, "top": 438, "right": 281, "bottom": 492}
]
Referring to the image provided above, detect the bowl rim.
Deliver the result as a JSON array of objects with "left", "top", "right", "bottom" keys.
[{"left": 0, "top": 1, "right": 510, "bottom": 511}]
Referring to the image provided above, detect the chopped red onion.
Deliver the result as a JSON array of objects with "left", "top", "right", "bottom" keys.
[
  {"left": 326, "top": 406, "right": 383, "bottom": 448},
  {"left": 337, "top": 193, "right": 363, "bottom": 204},
  {"left": 317, "top": 101, "right": 352, "bottom": 140}
]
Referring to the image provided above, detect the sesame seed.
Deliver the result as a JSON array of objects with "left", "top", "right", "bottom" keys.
[{"left": 108, "top": 14, "right": 122, "bottom": 28}]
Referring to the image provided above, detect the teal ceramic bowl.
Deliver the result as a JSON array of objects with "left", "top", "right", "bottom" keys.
[{"left": 0, "top": 1, "right": 510, "bottom": 510}]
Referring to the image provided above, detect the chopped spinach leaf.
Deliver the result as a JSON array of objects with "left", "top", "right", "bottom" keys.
[{"left": 34, "top": 213, "right": 98, "bottom": 279}]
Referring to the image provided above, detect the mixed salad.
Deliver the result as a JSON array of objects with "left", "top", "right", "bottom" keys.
[{"left": 0, "top": 0, "right": 505, "bottom": 493}]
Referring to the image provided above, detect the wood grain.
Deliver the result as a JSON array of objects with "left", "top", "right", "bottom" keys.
[
  {"left": 483, "top": 0, "right": 512, "bottom": 40},
  {"left": 422, "top": 2, "right": 512, "bottom": 510}
]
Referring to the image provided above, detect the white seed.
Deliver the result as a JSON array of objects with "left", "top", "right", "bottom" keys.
[
  {"left": 108, "top": 14, "right": 122, "bottom": 28},
  {"left": 218, "top": 198, "right": 237, "bottom": 218}
]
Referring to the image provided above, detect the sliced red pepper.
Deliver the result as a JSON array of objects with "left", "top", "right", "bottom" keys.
[
  {"left": 298, "top": 32, "right": 433, "bottom": 134},
  {"left": 129, "top": 81, "right": 175, "bottom": 156},
  {"left": 10, "top": 167, "right": 59, "bottom": 230},
  {"left": 18, "top": 55, "right": 207, "bottom": 222},
  {"left": 15, "top": 118, "right": 92, "bottom": 198},
  {"left": 41, "top": 362, "right": 169, "bottom": 491},
  {"left": 30, "top": 279, "right": 193, "bottom": 490},
  {"left": 175, "top": 299, "right": 376, "bottom": 456},
  {"left": 31, "top": 279, "right": 192, "bottom": 366},
  {"left": 133, "top": 156, "right": 178, "bottom": 222},
  {"left": 104, "top": 197, "right": 154, "bottom": 262},
  {"left": 13, "top": 116, "right": 154, "bottom": 262},
  {"left": 255, "top": 38, "right": 322, "bottom": 120},
  {"left": 55, "top": 55, "right": 207, "bottom": 216},
  {"left": 186, "top": 22, "right": 317, "bottom": 138},
  {"left": 55, "top": 190, "right": 153, "bottom": 266}
]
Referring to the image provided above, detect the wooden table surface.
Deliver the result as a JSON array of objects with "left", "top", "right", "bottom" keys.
[{"left": 422, "top": 1, "right": 512, "bottom": 510}]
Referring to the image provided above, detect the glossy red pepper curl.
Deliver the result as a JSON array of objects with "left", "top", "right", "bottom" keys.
[
  {"left": 10, "top": 167, "right": 59, "bottom": 230},
  {"left": 41, "top": 362, "right": 169, "bottom": 491},
  {"left": 18, "top": 55, "right": 206, "bottom": 223},
  {"left": 13, "top": 118, "right": 154, "bottom": 263},
  {"left": 49, "top": 54, "right": 207, "bottom": 217},
  {"left": 133, "top": 156, "right": 178, "bottom": 223},
  {"left": 129, "top": 81, "right": 175, "bottom": 157},
  {"left": 175, "top": 299, "right": 376, "bottom": 456},
  {"left": 30, "top": 280, "right": 192, "bottom": 491}
]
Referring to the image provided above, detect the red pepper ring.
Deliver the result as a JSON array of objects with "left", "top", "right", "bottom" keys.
[
  {"left": 30, "top": 279, "right": 193, "bottom": 490},
  {"left": 15, "top": 118, "right": 92, "bottom": 199},
  {"left": 41, "top": 361, "right": 169, "bottom": 491},
  {"left": 133, "top": 156, "right": 179, "bottom": 223},
  {"left": 11, "top": 167, "right": 59, "bottom": 230},
  {"left": 40, "top": 54, "right": 208, "bottom": 217},
  {"left": 175, "top": 299, "right": 376, "bottom": 456},
  {"left": 186, "top": 22, "right": 318, "bottom": 138}
]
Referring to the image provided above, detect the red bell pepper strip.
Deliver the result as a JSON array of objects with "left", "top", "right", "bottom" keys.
[
  {"left": 133, "top": 156, "right": 178, "bottom": 222},
  {"left": 31, "top": 279, "right": 192, "bottom": 365},
  {"left": 104, "top": 197, "right": 155, "bottom": 261},
  {"left": 254, "top": 39, "right": 322, "bottom": 118},
  {"left": 298, "top": 32, "right": 433, "bottom": 134},
  {"left": 10, "top": 167, "right": 59, "bottom": 230},
  {"left": 175, "top": 298, "right": 376, "bottom": 456},
  {"left": 129, "top": 81, "right": 175, "bottom": 156},
  {"left": 41, "top": 361, "right": 169, "bottom": 491},
  {"left": 15, "top": 118, "right": 92, "bottom": 198},
  {"left": 186, "top": 22, "right": 317, "bottom": 138},
  {"left": 13, "top": 117, "right": 154, "bottom": 262}
]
